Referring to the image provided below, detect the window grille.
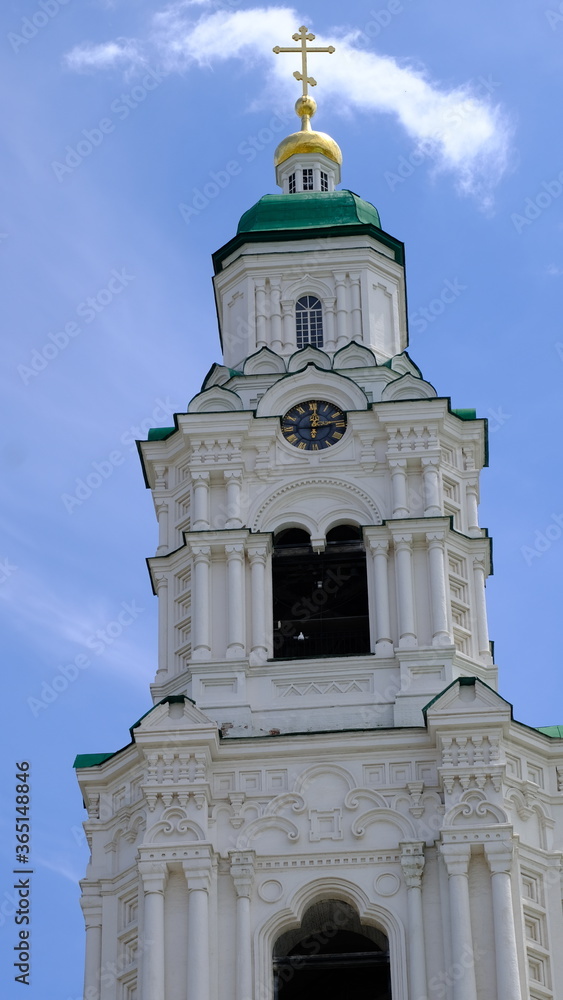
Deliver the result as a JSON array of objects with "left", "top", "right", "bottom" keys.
[
  {"left": 302, "top": 168, "right": 314, "bottom": 191},
  {"left": 288, "top": 172, "right": 296, "bottom": 194},
  {"left": 295, "top": 295, "right": 324, "bottom": 348},
  {"left": 320, "top": 171, "right": 329, "bottom": 191}
]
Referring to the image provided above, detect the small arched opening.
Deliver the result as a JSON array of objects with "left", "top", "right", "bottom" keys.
[
  {"left": 272, "top": 524, "right": 370, "bottom": 659},
  {"left": 273, "top": 900, "right": 391, "bottom": 999}
]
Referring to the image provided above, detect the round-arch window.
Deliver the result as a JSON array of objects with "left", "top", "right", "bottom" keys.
[
  {"left": 296, "top": 295, "right": 324, "bottom": 349},
  {"left": 274, "top": 528, "right": 311, "bottom": 546},
  {"left": 326, "top": 524, "right": 362, "bottom": 543}
]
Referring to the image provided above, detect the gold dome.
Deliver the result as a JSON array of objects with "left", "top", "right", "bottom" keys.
[
  {"left": 274, "top": 95, "right": 342, "bottom": 167},
  {"left": 274, "top": 129, "right": 342, "bottom": 167}
]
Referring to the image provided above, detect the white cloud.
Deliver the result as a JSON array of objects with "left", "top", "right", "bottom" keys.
[
  {"left": 64, "top": 38, "right": 142, "bottom": 73},
  {"left": 547, "top": 263, "right": 563, "bottom": 276},
  {"left": 63, "top": 5, "right": 513, "bottom": 205}
]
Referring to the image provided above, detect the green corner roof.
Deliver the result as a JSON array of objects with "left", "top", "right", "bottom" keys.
[
  {"left": 452, "top": 408, "right": 477, "bottom": 421},
  {"left": 74, "top": 752, "right": 115, "bottom": 768},
  {"left": 148, "top": 427, "right": 175, "bottom": 441},
  {"left": 237, "top": 190, "right": 381, "bottom": 234},
  {"left": 537, "top": 725, "right": 563, "bottom": 738}
]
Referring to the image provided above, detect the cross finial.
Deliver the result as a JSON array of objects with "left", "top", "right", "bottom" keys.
[{"left": 273, "top": 25, "right": 335, "bottom": 98}]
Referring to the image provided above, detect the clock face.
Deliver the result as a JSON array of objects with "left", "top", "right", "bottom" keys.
[{"left": 281, "top": 400, "right": 347, "bottom": 450}]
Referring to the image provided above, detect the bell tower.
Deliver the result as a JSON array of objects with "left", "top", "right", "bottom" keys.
[{"left": 75, "top": 27, "right": 563, "bottom": 1000}]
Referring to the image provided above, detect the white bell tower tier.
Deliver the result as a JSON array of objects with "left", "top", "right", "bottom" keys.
[{"left": 75, "top": 27, "right": 563, "bottom": 1000}]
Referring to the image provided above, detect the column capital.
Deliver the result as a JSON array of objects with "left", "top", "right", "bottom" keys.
[
  {"left": 389, "top": 458, "right": 407, "bottom": 470},
  {"left": 367, "top": 537, "right": 389, "bottom": 555},
  {"left": 440, "top": 842, "right": 471, "bottom": 876},
  {"left": 224, "top": 469, "right": 243, "bottom": 482},
  {"left": 183, "top": 847, "right": 213, "bottom": 892},
  {"left": 248, "top": 544, "right": 269, "bottom": 564},
  {"left": 473, "top": 555, "right": 487, "bottom": 572},
  {"left": 138, "top": 860, "right": 168, "bottom": 894},
  {"left": 421, "top": 455, "right": 440, "bottom": 468},
  {"left": 484, "top": 840, "right": 514, "bottom": 875},
  {"left": 229, "top": 850, "right": 256, "bottom": 898},
  {"left": 225, "top": 543, "right": 245, "bottom": 557},
  {"left": 400, "top": 842, "right": 426, "bottom": 888},
  {"left": 191, "top": 543, "right": 211, "bottom": 559},
  {"left": 80, "top": 891, "right": 103, "bottom": 927},
  {"left": 192, "top": 470, "right": 210, "bottom": 483},
  {"left": 393, "top": 532, "right": 413, "bottom": 548},
  {"left": 426, "top": 530, "right": 446, "bottom": 545}
]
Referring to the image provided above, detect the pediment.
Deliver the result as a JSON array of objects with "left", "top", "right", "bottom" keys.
[
  {"left": 287, "top": 346, "right": 332, "bottom": 372},
  {"left": 333, "top": 341, "right": 378, "bottom": 369},
  {"left": 425, "top": 678, "right": 512, "bottom": 730},
  {"left": 243, "top": 347, "right": 286, "bottom": 375},
  {"left": 389, "top": 352, "right": 423, "bottom": 377},
  {"left": 255, "top": 365, "right": 369, "bottom": 418},
  {"left": 188, "top": 385, "right": 244, "bottom": 413},
  {"left": 381, "top": 373, "right": 437, "bottom": 401},
  {"left": 134, "top": 697, "right": 218, "bottom": 734},
  {"left": 201, "top": 363, "right": 232, "bottom": 389}
]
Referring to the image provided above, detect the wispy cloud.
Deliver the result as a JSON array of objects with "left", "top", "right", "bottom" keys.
[
  {"left": 63, "top": 5, "right": 513, "bottom": 206},
  {"left": 65, "top": 37, "right": 142, "bottom": 72}
]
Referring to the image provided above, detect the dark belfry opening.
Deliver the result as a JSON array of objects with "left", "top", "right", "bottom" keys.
[
  {"left": 273, "top": 900, "right": 391, "bottom": 999},
  {"left": 272, "top": 525, "right": 370, "bottom": 659}
]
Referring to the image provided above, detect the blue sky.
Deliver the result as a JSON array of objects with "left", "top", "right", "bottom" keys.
[{"left": 1, "top": 0, "right": 562, "bottom": 994}]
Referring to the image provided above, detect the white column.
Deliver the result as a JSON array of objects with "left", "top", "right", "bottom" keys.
[
  {"left": 80, "top": 890, "right": 102, "bottom": 1000},
  {"left": 440, "top": 844, "right": 478, "bottom": 1000},
  {"left": 400, "top": 843, "right": 428, "bottom": 1000},
  {"left": 184, "top": 852, "right": 212, "bottom": 1000},
  {"left": 139, "top": 862, "right": 167, "bottom": 1000},
  {"left": 155, "top": 499, "right": 169, "bottom": 555},
  {"left": 281, "top": 298, "right": 294, "bottom": 349},
  {"left": 426, "top": 531, "right": 451, "bottom": 645},
  {"left": 368, "top": 538, "right": 393, "bottom": 656},
  {"left": 324, "top": 296, "right": 336, "bottom": 351},
  {"left": 421, "top": 457, "right": 441, "bottom": 515},
  {"left": 224, "top": 470, "right": 243, "bottom": 528},
  {"left": 390, "top": 459, "right": 409, "bottom": 517},
  {"left": 192, "top": 545, "right": 212, "bottom": 660},
  {"left": 255, "top": 283, "right": 268, "bottom": 348},
  {"left": 154, "top": 572, "right": 169, "bottom": 679},
  {"left": 466, "top": 480, "right": 480, "bottom": 535},
  {"left": 248, "top": 544, "right": 269, "bottom": 662},
  {"left": 335, "top": 272, "right": 348, "bottom": 348},
  {"left": 484, "top": 842, "right": 523, "bottom": 1000},
  {"left": 226, "top": 543, "right": 245, "bottom": 659},
  {"left": 350, "top": 273, "right": 362, "bottom": 341},
  {"left": 270, "top": 281, "right": 283, "bottom": 353},
  {"left": 230, "top": 851, "right": 255, "bottom": 1000},
  {"left": 192, "top": 472, "right": 210, "bottom": 530},
  {"left": 394, "top": 534, "right": 417, "bottom": 648},
  {"left": 472, "top": 556, "right": 491, "bottom": 662}
]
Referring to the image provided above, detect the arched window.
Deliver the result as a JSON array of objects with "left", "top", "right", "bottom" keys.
[
  {"left": 274, "top": 900, "right": 391, "bottom": 998},
  {"left": 295, "top": 295, "right": 323, "bottom": 349},
  {"left": 272, "top": 524, "right": 370, "bottom": 659}
]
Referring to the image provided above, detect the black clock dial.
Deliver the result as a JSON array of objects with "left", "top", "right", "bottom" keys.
[{"left": 281, "top": 400, "right": 347, "bottom": 450}]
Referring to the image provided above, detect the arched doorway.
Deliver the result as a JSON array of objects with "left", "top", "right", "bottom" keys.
[
  {"left": 273, "top": 900, "right": 391, "bottom": 999},
  {"left": 272, "top": 525, "right": 370, "bottom": 659}
]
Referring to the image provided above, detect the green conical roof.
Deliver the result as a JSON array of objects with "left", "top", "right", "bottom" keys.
[{"left": 237, "top": 190, "right": 381, "bottom": 234}]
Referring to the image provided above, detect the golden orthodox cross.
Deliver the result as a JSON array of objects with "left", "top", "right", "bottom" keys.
[{"left": 273, "top": 26, "right": 335, "bottom": 97}]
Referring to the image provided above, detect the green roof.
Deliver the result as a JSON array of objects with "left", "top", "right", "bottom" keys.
[
  {"left": 237, "top": 190, "right": 381, "bottom": 234},
  {"left": 74, "top": 752, "right": 115, "bottom": 768},
  {"left": 452, "top": 408, "right": 477, "bottom": 421},
  {"left": 148, "top": 427, "right": 175, "bottom": 441},
  {"left": 537, "top": 725, "right": 563, "bottom": 738}
]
